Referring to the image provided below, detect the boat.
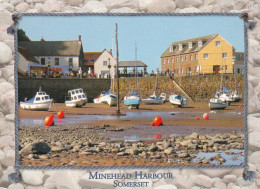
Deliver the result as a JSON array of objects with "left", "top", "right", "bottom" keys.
[
  {"left": 159, "top": 93, "right": 167, "bottom": 102},
  {"left": 20, "top": 88, "right": 53, "bottom": 111},
  {"left": 65, "top": 88, "right": 87, "bottom": 107},
  {"left": 209, "top": 98, "right": 229, "bottom": 110},
  {"left": 94, "top": 90, "right": 117, "bottom": 106},
  {"left": 142, "top": 92, "right": 164, "bottom": 105},
  {"left": 124, "top": 43, "right": 141, "bottom": 109},
  {"left": 124, "top": 91, "right": 141, "bottom": 109},
  {"left": 230, "top": 91, "right": 242, "bottom": 102},
  {"left": 169, "top": 94, "right": 188, "bottom": 107}
]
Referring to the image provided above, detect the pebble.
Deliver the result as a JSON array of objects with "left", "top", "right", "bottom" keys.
[
  {"left": 193, "top": 174, "right": 214, "bottom": 188},
  {"left": 79, "top": 1, "right": 108, "bottom": 13},
  {"left": 0, "top": 43, "right": 12, "bottom": 65},
  {"left": 42, "top": 0, "right": 64, "bottom": 12},
  {"left": 15, "top": 2, "right": 29, "bottom": 12},
  {"left": 223, "top": 175, "right": 237, "bottom": 183},
  {"left": 65, "top": 0, "right": 83, "bottom": 6},
  {"left": 249, "top": 151, "right": 260, "bottom": 164},
  {"left": 249, "top": 131, "right": 260, "bottom": 151},
  {"left": 102, "top": 0, "right": 137, "bottom": 11},
  {"left": 2, "top": 3, "right": 14, "bottom": 13},
  {"left": 110, "top": 7, "right": 137, "bottom": 13},
  {"left": 7, "top": 183, "right": 24, "bottom": 189},
  {"left": 147, "top": 0, "right": 176, "bottom": 13},
  {"left": 21, "top": 170, "right": 44, "bottom": 186},
  {"left": 176, "top": 0, "right": 203, "bottom": 8}
]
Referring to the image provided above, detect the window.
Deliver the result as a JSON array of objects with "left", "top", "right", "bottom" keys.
[
  {"left": 169, "top": 46, "right": 173, "bottom": 52},
  {"left": 222, "top": 53, "right": 227, "bottom": 59},
  {"left": 41, "top": 58, "right": 45, "bottom": 65},
  {"left": 235, "top": 54, "right": 241, "bottom": 61},
  {"left": 72, "top": 91, "right": 75, "bottom": 95},
  {"left": 76, "top": 90, "right": 79, "bottom": 94},
  {"left": 178, "top": 44, "right": 182, "bottom": 50},
  {"left": 181, "top": 56, "right": 183, "bottom": 62},
  {"left": 41, "top": 97, "right": 44, "bottom": 100},
  {"left": 69, "top": 58, "right": 73, "bottom": 68},
  {"left": 225, "top": 65, "right": 227, "bottom": 71},
  {"left": 45, "top": 96, "right": 49, "bottom": 100},
  {"left": 216, "top": 41, "right": 220, "bottom": 46},
  {"left": 188, "top": 42, "right": 192, "bottom": 48},
  {"left": 167, "top": 59, "right": 170, "bottom": 64},
  {"left": 91, "top": 58, "right": 95, "bottom": 62},
  {"left": 237, "top": 68, "right": 240, "bottom": 74},
  {"left": 103, "top": 61, "right": 107, "bottom": 66},
  {"left": 55, "top": 58, "right": 59, "bottom": 65},
  {"left": 78, "top": 95, "right": 82, "bottom": 98},
  {"left": 185, "top": 56, "right": 188, "bottom": 61},
  {"left": 190, "top": 55, "right": 193, "bottom": 60},
  {"left": 35, "top": 97, "right": 40, "bottom": 101},
  {"left": 195, "top": 54, "right": 198, "bottom": 59},
  {"left": 171, "top": 58, "right": 174, "bottom": 64},
  {"left": 198, "top": 40, "right": 202, "bottom": 47},
  {"left": 79, "top": 89, "right": 83, "bottom": 93},
  {"left": 162, "top": 59, "right": 165, "bottom": 64},
  {"left": 204, "top": 53, "right": 208, "bottom": 59}
]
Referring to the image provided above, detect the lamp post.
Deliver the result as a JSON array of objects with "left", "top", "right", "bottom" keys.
[{"left": 108, "top": 58, "right": 111, "bottom": 78}]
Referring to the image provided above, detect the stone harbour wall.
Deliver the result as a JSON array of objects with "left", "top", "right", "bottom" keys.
[{"left": 0, "top": 0, "right": 260, "bottom": 188}]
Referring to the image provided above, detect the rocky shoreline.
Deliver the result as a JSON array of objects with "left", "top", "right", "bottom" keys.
[{"left": 19, "top": 124, "right": 244, "bottom": 167}]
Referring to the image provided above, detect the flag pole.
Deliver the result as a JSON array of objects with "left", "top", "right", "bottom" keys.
[{"left": 115, "top": 23, "right": 121, "bottom": 115}]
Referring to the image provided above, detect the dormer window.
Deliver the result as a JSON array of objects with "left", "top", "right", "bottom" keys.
[
  {"left": 198, "top": 40, "right": 202, "bottom": 47},
  {"left": 188, "top": 42, "right": 193, "bottom": 48},
  {"left": 169, "top": 46, "right": 173, "bottom": 52},
  {"left": 178, "top": 44, "right": 183, "bottom": 50}
]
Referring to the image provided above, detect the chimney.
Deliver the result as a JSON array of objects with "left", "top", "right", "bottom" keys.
[
  {"left": 78, "top": 35, "right": 81, "bottom": 42},
  {"left": 41, "top": 36, "right": 45, "bottom": 41},
  {"left": 109, "top": 48, "right": 112, "bottom": 55}
]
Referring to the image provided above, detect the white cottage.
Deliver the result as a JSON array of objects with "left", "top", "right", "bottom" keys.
[
  {"left": 18, "top": 36, "right": 84, "bottom": 72},
  {"left": 94, "top": 49, "right": 117, "bottom": 78},
  {"left": 18, "top": 47, "right": 39, "bottom": 75}
]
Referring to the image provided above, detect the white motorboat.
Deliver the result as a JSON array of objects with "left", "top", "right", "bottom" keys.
[
  {"left": 230, "top": 91, "right": 242, "bottom": 102},
  {"left": 142, "top": 92, "right": 164, "bottom": 105},
  {"left": 65, "top": 88, "right": 87, "bottom": 107},
  {"left": 169, "top": 94, "right": 188, "bottom": 107},
  {"left": 209, "top": 98, "right": 229, "bottom": 110},
  {"left": 20, "top": 89, "right": 53, "bottom": 111},
  {"left": 215, "top": 92, "right": 234, "bottom": 103},
  {"left": 102, "top": 93, "right": 117, "bottom": 107},
  {"left": 159, "top": 93, "right": 167, "bottom": 102}
]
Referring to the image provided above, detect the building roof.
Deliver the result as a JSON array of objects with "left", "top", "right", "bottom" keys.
[
  {"left": 119, "top": 61, "right": 147, "bottom": 67},
  {"left": 18, "top": 40, "right": 83, "bottom": 56},
  {"left": 161, "top": 34, "right": 219, "bottom": 58},
  {"left": 18, "top": 47, "right": 38, "bottom": 63},
  {"left": 83, "top": 52, "right": 102, "bottom": 66}
]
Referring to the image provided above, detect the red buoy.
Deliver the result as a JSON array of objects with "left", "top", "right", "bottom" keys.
[
  {"left": 153, "top": 116, "right": 163, "bottom": 126},
  {"left": 153, "top": 134, "right": 162, "bottom": 139},
  {"left": 151, "top": 121, "right": 155, "bottom": 126},
  {"left": 196, "top": 116, "right": 200, "bottom": 120},
  {"left": 57, "top": 111, "right": 65, "bottom": 119},
  {"left": 203, "top": 113, "right": 209, "bottom": 120},
  {"left": 44, "top": 115, "right": 54, "bottom": 127}
]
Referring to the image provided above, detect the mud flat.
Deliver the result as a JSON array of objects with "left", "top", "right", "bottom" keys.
[{"left": 18, "top": 102, "right": 244, "bottom": 167}]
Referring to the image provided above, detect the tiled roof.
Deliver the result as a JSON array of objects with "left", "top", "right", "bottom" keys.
[
  {"left": 161, "top": 34, "right": 218, "bottom": 58},
  {"left": 19, "top": 40, "right": 83, "bottom": 56},
  {"left": 83, "top": 52, "right": 102, "bottom": 66},
  {"left": 119, "top": 61, "right": 147, "bottom": 67},
  {"left": 18, "top": 47, "right": 38, "bottom": 63}
]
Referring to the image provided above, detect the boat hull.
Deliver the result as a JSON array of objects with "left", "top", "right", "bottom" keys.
[
  {"left": 169, "top": 95, "right": 188, "bottom": 106},
  {"left": 124, "top": 99, "right": 141, "bottom": 108},
  {"left": 65, "top": 99, "right": 86, "bottom": 107},
  {"left": 20, "top": 100, "right": 53, "bottom": 111},
  {"left": 142, "top": 99, "right": 163, "bottom": 105},
  {"left": 209, "top": 102, "right": 229, "bottom": 110}
]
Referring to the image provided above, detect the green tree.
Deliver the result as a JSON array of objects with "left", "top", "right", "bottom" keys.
[{"left": 18, "top": 29, "right": 31, "bottom": 42}]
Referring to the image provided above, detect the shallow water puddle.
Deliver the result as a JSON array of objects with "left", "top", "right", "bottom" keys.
[{"left": 192, "top": 149, "right": 243, "bottom": 165}]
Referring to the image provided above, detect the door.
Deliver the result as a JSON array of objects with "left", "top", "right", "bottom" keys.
[{"left": 213, "top": 65, "right": 220, "bottom": 74}]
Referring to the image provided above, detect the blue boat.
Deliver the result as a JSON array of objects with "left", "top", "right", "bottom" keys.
[{"left": 124, "top": 91, "right": 141, "bottom": 109}]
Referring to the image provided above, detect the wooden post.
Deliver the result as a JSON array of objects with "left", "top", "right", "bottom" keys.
[{"left": 115, "top": 23, "right": 121, "bottom": 115}]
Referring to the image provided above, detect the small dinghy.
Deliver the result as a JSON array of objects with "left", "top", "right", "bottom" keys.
[
  {"left": 142, "top": 92, "right": 164, "bottom": 105},
  {"left": 209, "top": 98, "right": 229, "bottom": 110},
  {"left": 65, "top": 88, "right": 87, "bottom": 107},
  {"left": 159, "top": 93, "right": 167, "bottom": 102},
  {"left": 94, "top": 90, "right": 117, "bottom": 107},
  {"left": 124, "top": 91, "right": 141, "bottom": 109},
  {"left": 169, "top": 94, "right": 188, "bottom": 107},
  {"left": 20, "top": 88, "right": 53, "bottom": 111}
]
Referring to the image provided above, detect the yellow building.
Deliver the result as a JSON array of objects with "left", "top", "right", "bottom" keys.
[{"left": 161, "top": 34, "right": 235, "bottom": 75}]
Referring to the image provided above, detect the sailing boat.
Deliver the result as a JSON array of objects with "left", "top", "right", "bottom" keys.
[
  {"left": 142, "top": 70, "right": 164, "bottom": 105},
  {"left": 169, "top": 75, "right": 188, "bottom": 107},
  {"left": 124, "top": 43, "right": 141, "bottom": 109}
]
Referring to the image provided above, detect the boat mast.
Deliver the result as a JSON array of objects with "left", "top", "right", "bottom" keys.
[
  {"left": 115, "top": 23, "right": 120, "bottom": 115},
  {"left": 155, "top": 67, "right": 158, "bottom": 95},
  {"left": 135, "top": 42, "right": 138, "bottom": 93}
]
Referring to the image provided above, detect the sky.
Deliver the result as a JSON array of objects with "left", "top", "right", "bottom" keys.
[{"left": 19, "top": 15, "right": 244, "bottom": 72}]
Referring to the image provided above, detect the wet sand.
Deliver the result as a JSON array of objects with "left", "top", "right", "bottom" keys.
[{"left": 18, "top": 102, "right": 244, "bottom": 167}]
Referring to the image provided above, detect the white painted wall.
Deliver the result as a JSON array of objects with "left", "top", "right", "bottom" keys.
[
  {"left": 234, "top": 64, "right": 244, "bottom": 74},
  {"left": 94, "top": 50, "right": 117, "bottom": 78},
  {"left": 18, "top": 53, "right": 36, "bottom": 74},
  {"left": 34, "top": 56, "right": 80, "bottom": 71}
]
